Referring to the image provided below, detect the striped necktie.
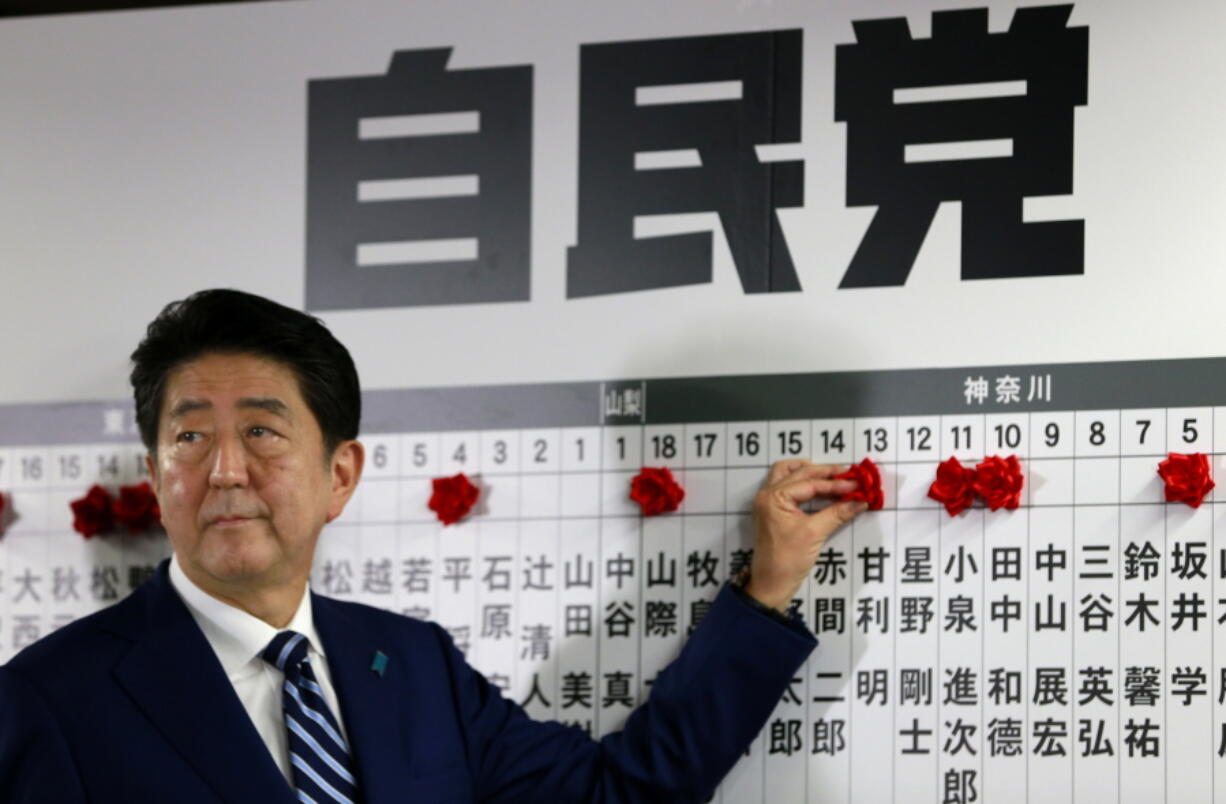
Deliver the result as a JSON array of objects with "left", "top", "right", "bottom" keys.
[{"left": 261, "top": 631, "right": 362, "bottom": 804}]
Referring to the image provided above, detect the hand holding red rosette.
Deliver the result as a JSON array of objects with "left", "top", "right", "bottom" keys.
[
  {"left": 927, "top": 457, "right": 977, "bottom": 517},
  {"left": 835, "top": 457, "right": 884, "bottom": 510},
  {"left": 113, "top": 481, "right": 162, "bottom": 533},
  {"left": 428, "top": 473, "right": 480, "bottom": 525},
  {"left": 71, "top": 484, "right": 115, "bottom": 538},
  {"left": 629, "top": 467, "right": 685, "bottom": 516},
  {"left": 972, "top": 455, "right": 1024, "bottom": 511},
  {"left": 1157, "top": 452, "right": 1215, "bottom": 508}
]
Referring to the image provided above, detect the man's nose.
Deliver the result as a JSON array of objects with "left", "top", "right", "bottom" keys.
[{"left": 209, "top": 431, "right": 249, "bottom": 488}]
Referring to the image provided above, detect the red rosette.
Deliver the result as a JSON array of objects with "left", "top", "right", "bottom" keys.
[
  {"left": 113, "top": 481, "right": 162, "bottom": 533},
  {"left": 629, "top": 467, "right": 685, "bottom": 516},
  {"left": 428, "top": 473, "right": 480, "bottom": 526},
  {"left": 836, "top": 457, "right": 884, "bottom": 511},
  {"left": 927, "top": 456, "right": 977, "bottom": 517},
  {"left": 71, "top": 484, "right": 115, "bottom": 538},
  {"left": 1157, "top": 452, "right": 1215, "bottom": 508},
  {"left": 973, "top": 455, "right": 1024, "bottom": 511}
]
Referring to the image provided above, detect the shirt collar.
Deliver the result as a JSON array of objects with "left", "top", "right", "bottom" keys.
[{"left": 169, "top": 553, "right": 325, "bottom": 679}]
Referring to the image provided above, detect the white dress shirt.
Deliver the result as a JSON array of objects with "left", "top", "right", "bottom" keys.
[{"left": 168, "top": 554, "right": 351, "bottom": 785}]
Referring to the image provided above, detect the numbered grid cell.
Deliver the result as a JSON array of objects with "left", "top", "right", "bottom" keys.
[
  {"left": 602, "top": 426, "right": 642, "bottom": 471},
  {"left": 362, "top": 436, "right": 400, "bottom": 479},
  {"left": 984, "top": 413, "right": 1029, "bottom": 460},
  {"left": 1166, "top": 407, "right": 1212, "bottom": 454},
  {"left": 894, "top": 459, "right": 940, "bottom": 511},
  {"left": 852, "top": 417, "right": 897, "bottom": 463},
  {"left": 1120, "top": 456, "right": 1164, "bottom": 504},
  {"left": 479, "top": 430, "right": 521, "bottom": 475},
  {"left": 810, "top": 418, "right": 853, "bottom": 465},
  {"left": 560, "top": 473, "right": 600, "bottom": 518},
  {"left": 937, "top": 414, "right": 984, "bottom": 462},
  {"left": 679, "top": 468, "right": 723, "bottom": 515},
  {"left": 1029, "top": 459, "right": 1073, "bottom": 507},
  {"left": 643, "top": 425, "right": 684, "bottom": 470},
  {"left": 726, "top": 422, "right": 768, "bottom": 468},
  {"left": 560, "top": 427, "right": 601, "bottom": 471},
  {"left": 1120, "top": 409, "right": 1166, "bottom": 456},
  {"left": 896, "top": 415, "right": 939, "bottom": 463},
  {"left": 520, "top": 473, "right": 561, "bottom": 519},
  {"left": 49, "top": 446, "right": 86, "bottom": 488},
  {"left": 439, "top": 431, "right": 479, "bottom": 475},
  {"left": 683, "top": 423, "right": 726, "bottom": 468},
  {"left": 1073, "top": 457, "right": 1121, "bottom": 505},
  {"left": 10, "top": 449, "right": 50, "bottom": 492},
  {"left": 519, "top": 429, "right": 560, "bottom": 473},
  {"left": 1074, "top": 410, "right": 1119, "bottom": 458},
  {"left": 400, "top": 433, "right": 441, "bottom": 477},
  {"left": 1029, "top": 411, "right": 1075, "bottom": 459},
  {"left": 725, "top": 467, "right": 765, "bottom": 515},
  {"left": 768, "top": 420, "right": 810, "bottom": 465}
]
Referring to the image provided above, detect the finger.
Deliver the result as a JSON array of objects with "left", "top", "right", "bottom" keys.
[
  {"left": 804, "top": 499, "right": 869, "bottom": 542},
  {"left": 776, "top": 476, "right": 857, "bottom": 505},
  {"left": 767, "top": 458, "right": 812, "bottom": 485},
  {"left": 770, "top": 461, "right": 848, "bottom": 489}
]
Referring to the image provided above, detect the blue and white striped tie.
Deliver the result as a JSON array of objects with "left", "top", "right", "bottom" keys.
[{"left": 262, "top": 631, "right": 362, "bottom": 804}]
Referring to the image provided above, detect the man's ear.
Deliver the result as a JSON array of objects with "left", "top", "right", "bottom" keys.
[{"left": 325, "top": 440, "right": 364, "bottom": 523}]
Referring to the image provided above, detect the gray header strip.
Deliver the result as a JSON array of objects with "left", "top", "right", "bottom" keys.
[{"left": 2, "top": 357, "right": 1225, "bottom": 446}]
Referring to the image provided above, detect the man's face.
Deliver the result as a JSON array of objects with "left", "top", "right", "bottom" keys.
[{"left": 147, "top": 352, "right": 360, "bottom": 592}]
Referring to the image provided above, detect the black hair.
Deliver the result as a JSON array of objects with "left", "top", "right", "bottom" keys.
[{"left": 130, "top": 289, "right": 360, "bottom": 456}]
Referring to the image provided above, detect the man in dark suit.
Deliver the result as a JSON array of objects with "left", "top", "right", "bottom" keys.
[{"left": 0, "top": 289, "right": 866, "bottom": 802}]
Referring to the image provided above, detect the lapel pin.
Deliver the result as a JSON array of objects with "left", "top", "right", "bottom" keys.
[{"left": 371, "top": 650, "right": 389, "bottom": 678}]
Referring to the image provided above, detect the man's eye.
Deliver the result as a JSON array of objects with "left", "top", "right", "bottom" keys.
[
  {"left": 178, "top": 431, "right": 202, "bottom": 443},
  {"left": 248, "top": 426, "right": 272, "bottom": 438}
]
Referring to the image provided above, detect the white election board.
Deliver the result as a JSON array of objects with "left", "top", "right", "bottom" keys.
[{"left": 4, "top": 358, "right": 1226, "bottom": 802}]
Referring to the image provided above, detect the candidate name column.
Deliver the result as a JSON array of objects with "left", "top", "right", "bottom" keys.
[
  {"left": 893, "top": 413, "right": 940, "bottom": 804},
  {"left": 1118, "top": 407, "right": 1166, "bottom": 803},
  {"left": 807, "top": 415, "right": 853, "bottom": 804},
  {"left": 936, "top": 414, "right": 985, "bottom": 804},
  {"left": 1163, "top": 407, "right": 1214, "bottom": 800},
  {"left": 1026, "top": 410, "right": 1075, "bottom": 799},
  {"left": 1070, "top": 410, "right": 1121, "bottom": 800}
]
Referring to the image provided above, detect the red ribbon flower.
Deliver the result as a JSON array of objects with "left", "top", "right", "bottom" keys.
[
  {"left": 1157, "top": 452, "right": 1215, "bottom": 508},
  {"left": 428, "top": 473, "right": 480, "bottom": 526},
  {"left": 927, "top": 457, "right": 977, "bottom": 517},
  {"left": 973, "top": 455, "right": 1025, "bottom": 511},
  {"left": 836, "top": 457, "right": 884, "bottom": 510},
  {"left": 0, "top": 491, "right": 7, "bottom": 532},
  {"left": 71, "top": 484, "right": 115, "bottom": 538},
  {"left": 113, "top": 481, "right": 162, "bottom": 533},
  {"left": 629, "top": 467, "right": 685, "bottom": 516}
]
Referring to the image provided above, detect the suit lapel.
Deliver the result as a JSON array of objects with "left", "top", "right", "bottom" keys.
[
  {"left": 313, "top": 593, "right": 408, "bottom": 803},
  {"left": 112, "top": 562, "right": 295, "bottom": 804}
]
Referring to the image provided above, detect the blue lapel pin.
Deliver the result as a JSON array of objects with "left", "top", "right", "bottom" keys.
[{"left": 370, "top": 650, "right": 389, "bottom": 678}]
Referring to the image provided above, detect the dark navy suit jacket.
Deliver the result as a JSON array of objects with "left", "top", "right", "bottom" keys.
[{"left": 0, "top": 559, "right": 815, "bottom": 802}]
